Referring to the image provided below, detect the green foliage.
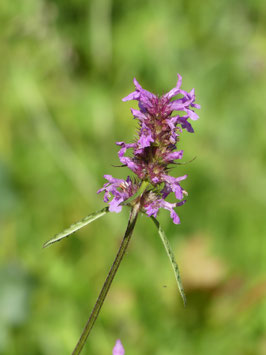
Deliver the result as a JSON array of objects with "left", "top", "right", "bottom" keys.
[
  {"left": 43, "top": 207, "right": 109, "bottom": 248},
  {"left": 151, "top": 217, "right": 186, "bottom": 306},
  {"left": 1, "top": 0, "right": 266, "bottom": 354}
]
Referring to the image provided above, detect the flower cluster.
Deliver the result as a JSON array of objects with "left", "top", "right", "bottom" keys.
[{"left": 98, "top": 74, "right": 200, "bottom": 224}]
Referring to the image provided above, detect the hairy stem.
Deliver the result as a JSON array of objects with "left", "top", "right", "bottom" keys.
[{"left": 72, "top": 202, "right": 140, "bottom": 355}]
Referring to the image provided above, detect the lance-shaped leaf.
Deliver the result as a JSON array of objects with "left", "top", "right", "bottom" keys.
[
  {"left": 151, "top": 217, "right": 186, "bottom": 306},
  {"left": 43, "top": 206, "right": 109, "bottom": 248}
]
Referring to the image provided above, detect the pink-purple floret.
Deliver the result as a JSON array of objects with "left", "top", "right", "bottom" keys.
[
  {"left": 112, "top": 339, "right": 125, "bottom": 355},
  {"left": 97, "top": 74, "right": 200, "bottom": 224}
]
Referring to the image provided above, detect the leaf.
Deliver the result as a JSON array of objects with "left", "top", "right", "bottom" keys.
[
  {"left": 43, "top": 206, "right": 109, "bottom": 248},
  {"left": 121, "top": 180, "right": 150, "bottom": 206},
  {"left": 151, "top": 217, "right": 187, "bottom": 306}
]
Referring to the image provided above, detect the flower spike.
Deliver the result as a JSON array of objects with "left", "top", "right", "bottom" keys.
[{"left": 99, "top": 74, "right": 200, "bottom": 224}]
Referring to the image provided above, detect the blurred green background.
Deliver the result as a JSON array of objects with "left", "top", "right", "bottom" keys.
[{"left": 1, "top": 0, "right": 266, "bottom": 354}]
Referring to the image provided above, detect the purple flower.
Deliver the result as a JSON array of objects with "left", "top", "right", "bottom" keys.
[
  {"left": 138, "top": 122, "right": 154, "bottom": 149},
  {"left": 98, "top": 74, "right": 200, "bottom": 223},
  {"left": 164, "top": 150, "right": 183, "bottom": 162},
  {"left": 162, "top": 174, "right": 187, "bottom": 200},
  {"left": 97, "top": 176, "right": 139, "bottom": 213},
  {"left": 113, "top": 339, "right": 125, "bottom": 355},
  {"left": 144, "top": 194, "right": 181, "bottom": 224}
]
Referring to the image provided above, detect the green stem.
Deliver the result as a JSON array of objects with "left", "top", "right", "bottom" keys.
[{"left": 72, "top": 202, "right": 140, "bottom": 355}]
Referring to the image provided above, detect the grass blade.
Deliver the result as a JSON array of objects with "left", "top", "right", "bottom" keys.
[
  {"left": 151, "top": 217, "right": 186, "bottom": 306},
  {"left": 43, "top": 207, "right": 109, "bottom": 248}
]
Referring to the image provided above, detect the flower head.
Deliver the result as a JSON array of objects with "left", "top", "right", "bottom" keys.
[
  {"left": 98, "top": 74, "right": 200, "bottom": 224},
  {"left": 113, "top": 339, "right": 125, "bottom": 355}
]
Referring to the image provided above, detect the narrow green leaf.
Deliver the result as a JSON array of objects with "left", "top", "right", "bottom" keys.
[
  {"left": 151, "top": 217, "right": 186, "bottom": 306},
  {"left": 43, "top": 207, "right": 109, "bottom": 248},
  {"left": 122, "top": 180, "right": 150, "bottom": 206}
]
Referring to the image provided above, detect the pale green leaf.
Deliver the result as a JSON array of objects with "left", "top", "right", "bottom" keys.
[
  {"left": 43, "top": 207, "right": 109, "bottom": 248},
  {"left": 151, "top": 217, "right": 186, "bottom": 306}
]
